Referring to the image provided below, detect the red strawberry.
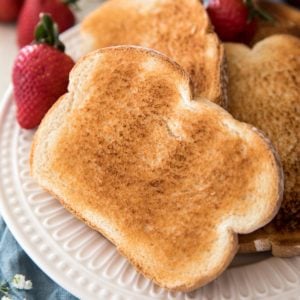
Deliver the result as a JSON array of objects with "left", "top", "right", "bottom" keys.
[
  {"left": 17, "top": 0, "right": 78, "bottom": 47},
  {"left": 207, "top": 0, "right": 249, "bottom": 41},
  {"left": 0, "top": 0, "right": 24, "bottom": 22},
  {"left": 207, "top": 0, "right": 273, "bottom": 43},
  {"left": 13, "top": 14, "right": 74, "bottom": 129}
]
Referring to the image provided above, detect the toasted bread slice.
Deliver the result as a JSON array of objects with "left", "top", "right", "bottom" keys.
[
  {"left": 30, "top": 46, "right": 282, "bottom": 291},
  {"left": 239, "top": 228, "right": 300, "bottom": 257},
  {"left": 226, "top": 35, "right": 300, "bottom": 257},
  {"left": 80, "top": 0, "right": 226, "bottom": 106},
  {"left": 252, "top": 0, "right": 300, "bottom": 45}
]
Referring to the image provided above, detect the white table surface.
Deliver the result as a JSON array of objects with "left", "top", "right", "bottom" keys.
[{"left": 0, "top": 24, "right": 18, "bottom": 99}]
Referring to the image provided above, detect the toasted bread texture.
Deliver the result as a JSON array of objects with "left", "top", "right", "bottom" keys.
[
  {"left": 252, "top": 0, "right": 300, "bottom": 45},
  {"left": 30, "top": 46, "right": 282, "bottom": 291},
  {"left": 80, "top": 0, "right": 226, "bottom": 107},
  {"left": 226, "top": 35, "right": 300, "bottom": 257}
]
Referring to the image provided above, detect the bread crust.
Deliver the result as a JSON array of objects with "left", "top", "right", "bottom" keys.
[
  {"left": 239, "top": 232, "right": 300, "bottom": 257},
  {"left": 31, "top": 46, "right": 283, "bottom": 291}
]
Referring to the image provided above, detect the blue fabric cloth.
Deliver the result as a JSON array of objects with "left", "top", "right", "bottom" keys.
[{"left": 0, "top": 217, "right": 78, "bottom": 300}]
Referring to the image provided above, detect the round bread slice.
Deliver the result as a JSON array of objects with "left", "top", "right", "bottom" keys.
[
  {"left": 80, "top": 0, "right": 227, "bottom": 107},
  {"left": 30, "top": 46, "right": 282, "bottom": 291}
]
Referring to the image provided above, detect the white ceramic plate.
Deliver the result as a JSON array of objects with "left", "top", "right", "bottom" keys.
[{"left": 0, "top": 26, "right": 300, "bottom": 300}]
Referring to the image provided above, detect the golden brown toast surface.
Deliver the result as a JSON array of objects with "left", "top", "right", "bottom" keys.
[
  {"left": 31, "top": 47, "right": 282, "bottom": 290},
  {"left": 226, "top": 35, "right": 300, "bottom": 256},
  {"left": 81, "top": 0, "right": 226, "bottom": 106}
]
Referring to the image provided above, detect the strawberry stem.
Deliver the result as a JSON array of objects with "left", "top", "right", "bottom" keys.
[
  {"left": 34, "top": 13, "right": 65, "bottom": 52},
  {"left": 245, "top": 0, "right": 274, "bottom": 22}
]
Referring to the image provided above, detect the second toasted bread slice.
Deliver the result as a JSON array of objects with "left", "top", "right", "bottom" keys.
[
  {"left": 31, "top": 46, "right": 282, "bottom": 291},
  {"left": 81, "top": 0, "right": 226, "bottom": 106},
  {"left": 226, "top": 35, "right": 300, "bottom": 256}
]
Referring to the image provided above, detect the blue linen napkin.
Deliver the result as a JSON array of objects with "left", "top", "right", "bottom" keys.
[{"left": 0, "top": 217, "right": 78, "bottom": 300}]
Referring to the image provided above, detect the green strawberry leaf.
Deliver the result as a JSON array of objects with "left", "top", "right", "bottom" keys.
[
  {"left": 245, "top": 0, "right": 274, "bottom": 22},
  {"left": 34, "top": 13, "right": 65, "bottom": 52}
]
